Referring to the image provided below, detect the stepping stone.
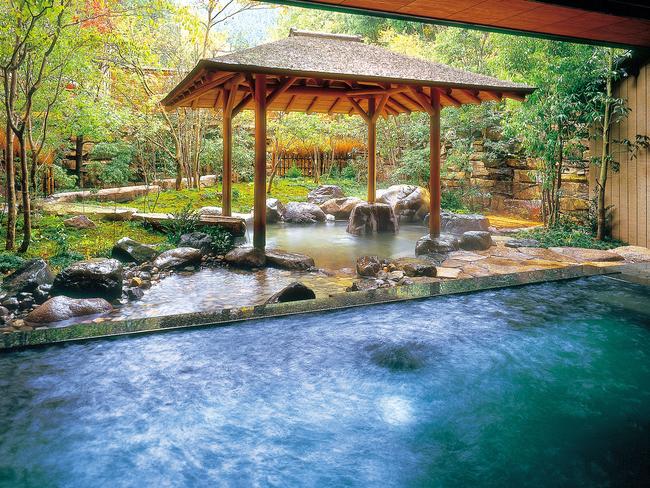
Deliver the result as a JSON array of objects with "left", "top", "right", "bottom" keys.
[
  {"left": 435, "top": 267, "right": 461, "bottom": 279},
  {"left": 610, "top": 246, "right": 650, "bottom": 262},
  {"left": 549, "top": 247, "right": 624, "bottom": 263}
]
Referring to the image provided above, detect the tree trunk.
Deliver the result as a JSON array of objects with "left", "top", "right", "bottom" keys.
[
  {"left": 75, "top": 134, "right": 84, "bottom": 186},
  {"left": 17, "top": 134, "right": 31, "bottom": 253},
  {"left": 597, "top": 50, "right": 614, "bottom": 241},
  {"left": 5, "top": 121, "right": 16, "bottom": 251}
]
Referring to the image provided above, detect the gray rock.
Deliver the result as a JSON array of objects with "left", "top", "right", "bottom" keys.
[
  {"left": 2, "top": 297, "right": 19, "bottom": 310},
  {"left": 2, "top": 259, "right": 54, "bottom": 295},
  {"left": 390, "top": 257, "right": 437, "bottom": 277},
  {"left": 51, "top": 258, "right": 124, "bottom": 300},
  {"left": 266, "top": 198, "right": 285, "bottom": 224},
  {"left": 415, "top": 234, "right": 460, "bottom": 256},
  {"left": 319, "top": 197, "right": 363, "bottom": 220},
  {"left": 346, "top": 279, "right": 382, "bottom": 292},
  {"left": 266, "top": 282, "right": 316, "bottom": 304},
  {"left": 224, "top": 246, "right": 266, "bottom": 268},
  {"left": 265, "top": 249, "right": 315, "bottom": 270},
  {"left": 283, "top": 202, "right": 327, "bottom": 224},
  {"left": 377, "top": 185, "right": 430, "bottom": 222},
  {"left": 307, "top": 185, "right": 345, "bottom": 204},
  {"left": 153, "top": 247, "right": 202, "bottom": 270},
  {"left": 325, "top": 214, "right": 335, "bottom": 222},
  {"left": 440, "top": 211, "right": 491, "bottom": 235},
  {"left": 25, "top": 296, "right": 112, "bottom": 324},
  {"left": 33, "top": 284, "right": 52, "bottom": 304},
  {"left": 179, "top": 232, "right": 214, "bottom": 255},
  {"left": 63, "top": 214, "right": 96, "bottom": 229},
  {"left": 505, "top": 238, "right": 541, "bottom": 248},
  {"left": 112, "top": 237, "right": 159, "bottom": 264},
  {"left": 127, "top": 288, "right": 144, "bottom": 300},
  {"left": 459, "top": 231, "right": 493, "bottom": 251},
  {"left": 346, "top": 203, "right": 398, "bottom": 236},
  {"left": 356, "top": 256, "right": 382, "bottom": 277},
  {"left": 0, "top": 306, "right": 10, "bottom": 318}
]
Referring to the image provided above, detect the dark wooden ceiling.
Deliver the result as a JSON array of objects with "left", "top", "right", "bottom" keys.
[{"left": 271, "top": 1, "right": 650, "bottom": 48}]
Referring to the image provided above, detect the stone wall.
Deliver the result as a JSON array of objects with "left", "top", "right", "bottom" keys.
[{"left": 441, "top": 139, "right": 590, "bottom": 222}]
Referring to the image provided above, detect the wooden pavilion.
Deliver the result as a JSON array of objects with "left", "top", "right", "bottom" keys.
[{"left": 161, "top": 29, "right": 533, "bottom": 249}]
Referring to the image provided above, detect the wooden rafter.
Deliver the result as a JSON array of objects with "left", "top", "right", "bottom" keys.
[
  {"left": 306, "top": 96, "right": 318, "bottom": 113},
  {"left": 327, "top": 97, "right": 340, "bottom": 114},
  {"left": 387, "top": 96, "right": 410, "bottom": 114},
  {"left": 503, "top": 91, "right": 526, "bottom": 102},
  {"left": 459, "top": 89, "right": 482, "bottom": 104},
  {"left": 481, "top": 91, "right": 502, "bottom": 102},
  {"left": 434, "top": 88, "right": 462, "bottom": 108},
  {"left": 346, "top": 96, "right": 370, "bottom": 122},
  {"left": 407, "top": 86, "right": 434, "bottom": 115},
  {"left": 174, "top": 72, "right": 236, "bottom": 107},
  {"left": 371, "top": 94, "right": 389, "bottom": 123},
  {"left": 285, "top": 95, "right": 296, "bottom": 111}
]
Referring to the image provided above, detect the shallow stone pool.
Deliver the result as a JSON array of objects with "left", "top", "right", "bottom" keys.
[{"left": 1, "top": 276, "right": 649, "bottom": 487}]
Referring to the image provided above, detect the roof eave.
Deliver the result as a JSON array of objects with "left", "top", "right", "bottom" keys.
[{"left": 161, "top": 59, "right": 535, "bottom": 107}]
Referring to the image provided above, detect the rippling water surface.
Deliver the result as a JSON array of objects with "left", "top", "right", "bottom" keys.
[{"left": 1, "top": 276, "right": 650, "bottom": 487}]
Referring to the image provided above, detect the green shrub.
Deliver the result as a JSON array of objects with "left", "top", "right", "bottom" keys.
[
  {"left": 285, "top": 165, "right": 302, "bottom": 179},
  {"left": 164, "top": 204, "right": 201, "bottom": 245},
  {"left": 0, "top": 253, "right": 25, "bottom": 274},
  {"left": 201, "top": 226, "right": 234, "bottom": 254},
  {"left": 341, "top": 164, "right": 357, "bottom": 180},
  {"left": 516, "top": 219, "right": 624, "bottom": 250},
  {"left": 441, "top": 189, "right": 467, "bottom": 212}
]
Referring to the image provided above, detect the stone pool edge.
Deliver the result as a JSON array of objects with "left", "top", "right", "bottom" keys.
[{"left": 0, "top": 265, "right": 619, "bottom": 351}]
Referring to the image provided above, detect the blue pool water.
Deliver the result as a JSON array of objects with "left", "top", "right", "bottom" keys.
[{"left": 1, "top": 276, "right": 649, "bottom": 487}]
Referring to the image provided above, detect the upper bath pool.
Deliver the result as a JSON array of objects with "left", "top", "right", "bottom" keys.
[{"left": 1, "top": 276, "right": 649, "bottom": 487}]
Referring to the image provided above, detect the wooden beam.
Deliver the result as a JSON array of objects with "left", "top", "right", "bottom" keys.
[
  {"left": 407, "top": 86, "right": 434, "bottom": 115},
  {"left": 368, "top": 97, "right": 376, "bottom": 203},
  {"left": 387, "top": 96, "right": 410, "bottom": 114},
  {"left": 285, "top": 95, "right": 296, "bottom": 112},
  {"left": 394, "top": 92, "right": 421, "bottom": 112},
  {"left": 175, "top": 72, "right": 236, "bottom": 108},
  {"left": 434, "top": 87, "right": 462, "bottom": 108},
  {"left": 429, "top": 89, "right": 441, "bottom": 238},
  {"left": 253, "top": 74, "right": 267, "bottom": 250},
  {"left": 306, "top": 96, "right": 318, "bottom": 114},
  {"left": 267, "top": 76, "right": 297, "bottom": 106},
  {"left": 346, "top": 96, "right": 370, "bottom": 123},
  {"left": 481, "top": 91, "right": 502, "bottom": 102},
  {"left": 371, "top": 94, "right": 389, "bottom": 123},
  {"left": 222, "top": 87, "right": 233, "bottom": 216},
  {"left": 327, "top": 97, "right": 340, "bottom": 114},
  {"left": 459, "top": 89, "right": 482, "bottom": 104},
  {"left": 503, "top": 91, "right": 526, "bottom": 102}
]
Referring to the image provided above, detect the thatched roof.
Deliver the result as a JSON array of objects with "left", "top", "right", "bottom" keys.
[{"left": 162, "top": 29, "right": 534, "bottom": 115}]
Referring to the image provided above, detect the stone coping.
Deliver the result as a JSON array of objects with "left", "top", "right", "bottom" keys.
[{"left": 0, "top": 265, "right": 621, "bottom": 351}]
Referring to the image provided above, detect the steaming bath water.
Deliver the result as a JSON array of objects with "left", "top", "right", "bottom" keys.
[{"left": 1, "top": 276, "right": 649, "bottom": 487}]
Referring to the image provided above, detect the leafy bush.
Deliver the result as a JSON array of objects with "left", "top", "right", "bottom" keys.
[
  {"left": 87, "top": 142, "right": 134, "bottom": 186},
  {"left": 516, "top": 220, "right": 624, "bottom": 250},
  {"left": 441, "top": 189, "right": 467, "bottom": 212},
  {"left": 285, "top": 164, "right": 302, "bottom": 179},
  {"left": 0, "top": 253, "right": 25, "bottom": 274},
  {"left": 163, "top": 204, "right": 201, "bottom": 245},
  {"left": 200, "top": 226, "right": 234, "bottom": 254},
  {"left": 341, "top": 164, "right": 357, "bottom": 180}
]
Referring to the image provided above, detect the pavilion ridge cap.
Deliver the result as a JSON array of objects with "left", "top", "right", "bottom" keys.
[{"left": 288, "top": 28, "right": 364, "bottom": 43}]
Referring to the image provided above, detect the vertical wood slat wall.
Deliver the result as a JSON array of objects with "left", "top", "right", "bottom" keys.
[{"left": 589, "top": 61, "right": 649, "bottom": 247}]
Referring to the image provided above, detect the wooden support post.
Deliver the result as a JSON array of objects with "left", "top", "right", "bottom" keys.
[
  {"left": 222, "top": 88, "right": 233, "bottom": 216},
  {"left": 429, "top": 88, "right": 441, "bottom": 238},
  {"left": 367, "top": 97, "right": 376, "bottom": 203},
  {"left": 253, "top": 74, "right": 267, "bottom": 250}
]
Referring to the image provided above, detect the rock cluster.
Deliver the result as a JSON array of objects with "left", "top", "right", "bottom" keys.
[
  {"left": 377, "top": 185, "right": 430, "bottom": 222},
  {"left": 347, "top": 203, "right": 398, "bottom": 236}
]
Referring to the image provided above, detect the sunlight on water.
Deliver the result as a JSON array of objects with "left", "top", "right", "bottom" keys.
[{"left": 379, "top": 396, "right": 415, "bottom": 426}]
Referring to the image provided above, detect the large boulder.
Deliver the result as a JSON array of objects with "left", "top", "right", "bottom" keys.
[
  {"left": 265, "top": 249, "right": 315, "bottom": 270},
  {"left": 356, "top": 256, "right": 382, "bottom": 277},
  {"left": 25, "top": 296, "right": 112, "bottom": 324},
  {"left": 63, "top": 214, "right": 96, "bottom": 230},
  {"left": 51, "top": 258, "right": 123, "bottom": 300},
  {"left": 266, "top": 282, "right": 316, "bottom": 304},
  {"left": 346, "top": 203, "right": 398, "bottom": 236},
  {"left": 377, "top": 185, "right": 430, "bottom": 222},
  {"left": 283, "top": 202, "right": 326, "bottom": 224},
  {"left": 415, "top": 234, "right": 460, "bottom": 256},
  {"left": 224, "top": 246, "right": 266, "bottom": 268},
  {"left": 440, "top": 211, "right": 490, "bottom": 235},
  {"left": 319, "top": 197, "right": 363, "bottom": 220},
  {"left": 610, "top": 246, "right": 650, "bottom": 262},
  {"left": 307, "top": 185, "right": 345, "bottom": 204},
  {"left": 459, "top": 231, "right": 493, "bottom": 251},
  {"left": 266, "top": 198, "right": 285, "bottom": 224},
  {"left": 2, "top": 259, "right": 54, "bottom": 295},
  {"left": 111, "top": 237, "right": 159, "bottom": 264},
  {"left": 153, "top": 247, "right": 202, "bottom": 270},
  {"left": 179, "top": 232, "right": 214, "bottom": 255},
  {"left": 390, "top": 257, "right": 437, "bottom": 277}
]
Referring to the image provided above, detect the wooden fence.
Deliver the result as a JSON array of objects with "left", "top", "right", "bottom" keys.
[{"left": 274, "top": 154, "right": 355, "bottom": 177}]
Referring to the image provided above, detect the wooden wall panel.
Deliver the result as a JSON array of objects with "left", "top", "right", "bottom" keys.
[{"left": 591, "top": 60, "right": 650, "bottom": 247}]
